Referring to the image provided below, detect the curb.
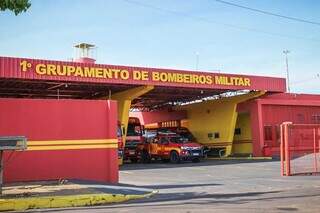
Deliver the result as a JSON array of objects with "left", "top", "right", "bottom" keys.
[
  {"left": 0, "top": 190, "right": 158, "bottom": 212},
  {"left": 206, "top": 157, "right": 272, "bottom": 160}
]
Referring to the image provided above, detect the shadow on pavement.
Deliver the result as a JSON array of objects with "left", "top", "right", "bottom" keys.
[
  {"left": 118, "top": 183, "right": 222, "bottom": 190},
  {"left": 114, "top": 190, "right": 320, "bottom": 210},
  {"left": 129, "top": 190, "right": 282, "bottom": 204},
  {"left": 120, "top": 159, "right": 278, "bottom": 171}
]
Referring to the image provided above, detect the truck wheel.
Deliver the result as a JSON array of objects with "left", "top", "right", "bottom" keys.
[
  {"left": 141, "top": 150, "right": 151, "bottom": 163},
  {"left": 170, "top": 151, "right": 180, "bottom": 164},
  {"left": 192, "top": 158, "right": 200, "bottom": 163}
]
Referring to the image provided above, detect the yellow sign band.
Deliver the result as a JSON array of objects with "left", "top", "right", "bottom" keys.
[{"left": 27, "top": 139, "right": 118, "bottom": 151}]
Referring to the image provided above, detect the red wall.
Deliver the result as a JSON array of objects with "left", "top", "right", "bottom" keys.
[
  {"left": 262, "top": 105, "right": 320, "bottom": 125},
  {"left": 238, "top": 93, "right": 320, "bottom": 157},
  {"left": 261, "top": 104, "right": 320, "bottom": 156},
  {"left": 0, "top": 98, "right": 119, "bottom": 184}
]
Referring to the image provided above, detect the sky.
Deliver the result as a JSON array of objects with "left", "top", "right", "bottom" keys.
[{"left": 0, "top": 0, "right": 319, "bottom": 93}]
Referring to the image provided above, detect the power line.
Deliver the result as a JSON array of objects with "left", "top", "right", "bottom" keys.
[
  {"left": 122, "top": 0, "right": 320, "bottom": 43},
  {"left": 213, "top": 0, "right": 320, "bottom": 26}
]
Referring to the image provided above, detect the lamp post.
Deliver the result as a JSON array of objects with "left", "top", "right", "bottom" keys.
[{"left": 283, "top": 50, "right": 290, "bottom": 92}]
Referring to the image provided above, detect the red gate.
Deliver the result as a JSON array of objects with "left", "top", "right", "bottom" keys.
[{"left": 280, "top": 122, "right": 320, "bottom": 176}]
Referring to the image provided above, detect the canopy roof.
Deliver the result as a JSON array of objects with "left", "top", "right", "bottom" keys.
[{"left": 0, "top": 56, "right": 286, "bottom": 109}]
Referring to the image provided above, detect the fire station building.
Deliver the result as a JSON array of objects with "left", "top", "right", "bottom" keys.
[{"left": 0, "top": 51, "right": 319, "bottom": 184}]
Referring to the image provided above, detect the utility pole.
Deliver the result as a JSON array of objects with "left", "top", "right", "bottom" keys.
[{"left": 283, "top": 50, "right": 290, "bottom": 92}]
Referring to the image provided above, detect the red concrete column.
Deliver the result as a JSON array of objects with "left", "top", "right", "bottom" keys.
[
  {"left": 250, "top": 101, "right": 264, "bottom": 156},
  {"left": 105, "top": 100, "right": 119, "bottom": 183}
]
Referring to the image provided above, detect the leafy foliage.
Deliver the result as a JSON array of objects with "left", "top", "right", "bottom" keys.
[{"left": 0, "top": 0, "right": 31, "bottom": 15}]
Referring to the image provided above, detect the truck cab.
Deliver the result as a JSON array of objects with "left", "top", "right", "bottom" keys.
[{"left": 124, "top": 117, "right": 144, "bottom": 163}]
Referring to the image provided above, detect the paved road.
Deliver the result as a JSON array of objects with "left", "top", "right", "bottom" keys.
[{"left": 40, "top": 160, "right": 320, "bottom": 213}]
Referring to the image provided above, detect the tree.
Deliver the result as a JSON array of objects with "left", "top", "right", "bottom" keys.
[{"left": 0, "top": 0, "right": 31, "bottom": 15}]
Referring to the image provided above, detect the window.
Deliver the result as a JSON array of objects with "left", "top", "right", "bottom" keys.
[
  {"left": 208, "top": 132, "right": 220, "bottom": 139},
  {"left": 160, "top": 137, "right": 169, "bottom": 144},
  {"left": 311, "top": 114, "right": 320, "bottom": 124},
  {"left": 234, "top": 128, "right": 241, "bottom": 135},
  {"left": 127, "top": 124, "right": 142, "bottom": 136},
  {"left": 214, "top": 132, "right": 220, "bottom": 139},
  {"left": 117, "top": 126, "right": 122, "bottom": 137}
]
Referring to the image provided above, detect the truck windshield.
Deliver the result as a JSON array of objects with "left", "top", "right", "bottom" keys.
[
  {"left": 117, "top": 126, "right": 122, "bottom": 137},
  {"left": 127, "top": 124, "right": 142, "bottom": 136},
  {"left": 169, "top": 136, "right": 189, "bottom": 144},
  {"left": 178, "top": 132, "right": 194, "bottom": 141}
]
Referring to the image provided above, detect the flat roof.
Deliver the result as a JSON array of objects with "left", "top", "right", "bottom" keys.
[{"left": 0, "top": 56, "right": 286, "bottom": 109}]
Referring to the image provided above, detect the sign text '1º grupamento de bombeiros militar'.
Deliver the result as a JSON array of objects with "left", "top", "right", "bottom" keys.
[{"left": 20, "top": 60, "right": 251, "bottom": 87}]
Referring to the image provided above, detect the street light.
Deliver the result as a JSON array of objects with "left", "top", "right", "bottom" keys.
[{"left": 283, "top": 50, "right": 290, "bottom": 92}]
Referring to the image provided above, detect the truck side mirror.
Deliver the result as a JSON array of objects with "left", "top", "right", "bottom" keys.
[{"left": 122, "top": 126, "right": 126, "bottom": 135}]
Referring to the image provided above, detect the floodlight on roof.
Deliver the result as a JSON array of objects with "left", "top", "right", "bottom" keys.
[
  {"left": 73, "top": 42, "right": 97, "bottom": 64},
  {"left": 74, "top": 43, "right": 95, "bottom": 49}
]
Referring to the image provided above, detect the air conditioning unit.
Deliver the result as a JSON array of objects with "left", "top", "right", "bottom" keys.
[{"left": 0, "top": 136, "right": 27, "bottom": 150}]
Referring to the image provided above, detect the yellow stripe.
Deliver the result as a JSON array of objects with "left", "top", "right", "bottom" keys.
[
  {"left": 27, "top": 139, "right": 118, "bottom": 151},
  {"left": 28, "top": 144, "right": 118, "bottom": 151}
]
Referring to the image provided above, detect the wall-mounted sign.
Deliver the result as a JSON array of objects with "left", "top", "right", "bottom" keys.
[{"left": 0, "top": 56, "right": 286, "bottom": 92}]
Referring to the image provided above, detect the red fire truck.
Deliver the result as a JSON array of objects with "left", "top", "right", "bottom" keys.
[{"left": 124, "top": 117, "right": 144, "bottom": 163}]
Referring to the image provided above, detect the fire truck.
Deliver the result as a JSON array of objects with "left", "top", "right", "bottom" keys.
[
  {"left": 117, "top": 121, "right": 124, "bottom": 160},
  {"left": 124, "top": 117, "right": 144, "bottom": 163},
  {"left": 139, "top": 129, "right": 204, "bottom": 163}
]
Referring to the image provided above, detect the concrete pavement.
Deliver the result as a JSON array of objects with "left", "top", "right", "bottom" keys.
[{"left": 40, "top": 160, "right": 320, "bottom": 213}]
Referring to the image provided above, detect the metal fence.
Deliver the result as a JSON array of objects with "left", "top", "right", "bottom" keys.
[{"left": 280, "top": 122, "right": 320, "bottom": 176}]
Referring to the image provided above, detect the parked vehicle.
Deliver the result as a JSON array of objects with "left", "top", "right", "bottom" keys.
[
  {"left": 167, "top": 126, "right": 209, "bottom": 157},
  {"left": 117, "top": 121, "right": 124, "bottom": 160},
  {"left": 124, "top": 117, "right": 144, "bottom": 163},
  {"left": 139, "top": 129, "right": 204, "bottom": 163}
]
